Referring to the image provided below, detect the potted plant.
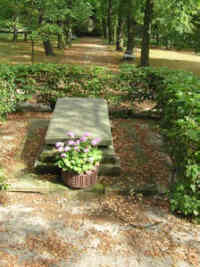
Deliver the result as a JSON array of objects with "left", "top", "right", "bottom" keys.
[{"left": 55, "top": 132, "right": 102, "bottom": 188}]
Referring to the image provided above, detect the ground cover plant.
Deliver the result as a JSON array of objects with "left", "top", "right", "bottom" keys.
[{"left": 0, "top": 63, "right": 116, "bottom": 118}]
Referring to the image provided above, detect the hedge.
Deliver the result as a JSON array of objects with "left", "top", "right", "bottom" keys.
[
  {"left": 0, "top": 63, "right": 119, "bottom": 116},
  {"left": 118, "top": 64, "right": 200, "bottom": 220}
]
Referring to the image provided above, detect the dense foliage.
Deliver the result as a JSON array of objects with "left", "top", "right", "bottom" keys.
[
  {"left": 0, "top": 63, "right": 116, "bottom": 116},
  {"left": 118, "top": 64, "right": 200, "bottom": 219}
]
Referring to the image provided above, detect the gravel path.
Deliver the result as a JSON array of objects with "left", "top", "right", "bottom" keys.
[{"left": 0, "top": 191, "right": 199, "bottom": 267}]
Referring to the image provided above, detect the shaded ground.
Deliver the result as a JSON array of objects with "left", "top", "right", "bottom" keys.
[
  {"left": 0, "top": 191, "right": 200, "bottom": 267},
  {"left": 0, "top": 36, "right": 200, "bottom": 75}
]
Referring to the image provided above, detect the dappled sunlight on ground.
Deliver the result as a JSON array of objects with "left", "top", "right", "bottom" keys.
[
  {"left": 1, "top": 36, "right": 200, "bottom": 76},
  {"left": 150, "top": 48, "right": 200, "bottom": 62}
]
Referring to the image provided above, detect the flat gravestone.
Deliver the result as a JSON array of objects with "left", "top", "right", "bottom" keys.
[{"left": 45, "top": 97, "right": 112, "bottom": 146}]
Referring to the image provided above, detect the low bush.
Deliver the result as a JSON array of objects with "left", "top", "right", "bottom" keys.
[
  {"left": 118, "top": 64, "right": 200, "bottom": 220},
  {"left": 0, "top": 63, "right": 118, "bottom": 116}
]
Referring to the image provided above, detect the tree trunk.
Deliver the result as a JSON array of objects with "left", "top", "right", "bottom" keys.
[
  {"left": 124, "top": 15, "right": 137, "bottom": 59},
  {"left": 43, "top": 39, "right": 55, "bottom": 56},
  {"left": 116, "top": 13, "right": 123, "bottom": 51},
  {"left": 107, "top": 0, "right": 113, "bottom": 44},
  {"left": 64, "top": 0, "right": 72, "bottom": 47},
  {"left": 57, "top": 34, "right": 65, "bottom": 49},
  {"left": 39, "top": 11, "right": 55, "bottom": 56},
  {"left": 57, "top": 22, "right": 65, "bottom": 49},
  {"left": 31, "top": 38, "right": 35, "bottom": 64},
  {"left": 156, "top": 31, "right": 159, "bottom": 46},
  {"left": 64, "top": 21, "right": 72, "bottom": 47},
  {"left": 140, "top": 0, "right": 154, "bottom": 66},
  {"left": 13, "top": 25, "right": 18, "bottom": 42},
  {"left": 102, "top": 17, "right": 107, "bottom": 39},
  {"left": 24, "top": 32, "right": 28, "bottom": 41}
]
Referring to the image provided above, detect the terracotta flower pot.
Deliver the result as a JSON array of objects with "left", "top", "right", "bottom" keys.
[{"left": 61, "top": 167, "right": 99, "bottom": 189}]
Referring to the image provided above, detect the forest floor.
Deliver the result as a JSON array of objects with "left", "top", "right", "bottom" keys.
[{"left": 0, "top": 37, "right": 200, "bottom": 266}]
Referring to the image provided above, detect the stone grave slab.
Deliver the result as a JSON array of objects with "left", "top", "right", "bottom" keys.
[
  {"left": 45, "top": 97, "right": 112, "bottom": 146},
  {"left": 34, "top": 98, "right": 121, "bottom": 176}
]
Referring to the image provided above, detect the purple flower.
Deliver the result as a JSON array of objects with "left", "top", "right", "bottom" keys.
[
  {"left": 83, "top": 132, "right": 91, "bottom": 137},
  {"left": 76, "top": 139, "right": 80, "bottom": 145},
  {"left": 84, "top": 148, "right": 89, "bottom": 153},
  {"left": 74, "top": 146, "right": 80, "bottom": 151},
  {"left": 64, "top": 146, "right": 71, "bottom": 152},
  {"left": 80, "top": 136, "right": 87, "bottom": 142},
  {"left": 61, "top": 153, "right": 66, "bottom": 158},
  {"left": 67, "top": 132, "right": 75, "bottom": 138},
  {"left": 68, "top": 140, "right": 75, "bottom": 146},
  {"left": 58, "top": 146, "right": 64, "bottom": 152},
  {"left": 55, "top": 142, "right": 64, "bottom": 148},
  {"left": 91, "top": 138, "right": 101, "bottom": 146}
]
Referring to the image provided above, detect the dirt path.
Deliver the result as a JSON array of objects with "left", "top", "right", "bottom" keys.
[
  {"left": 1, "top": 189, "right": 200, "bottom": 267},
  {"left": 61, "top": 37, "right": 200, "bottom": 76},
  {"left": 59, "top": 37, "right": 121, "bottom": 71}
]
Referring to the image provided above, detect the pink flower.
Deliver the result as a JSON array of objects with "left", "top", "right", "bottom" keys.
[
  {"left": 80, "top": 136, "right": 87, "bottom": 142},
  {"left": 91, "top": 138, "right": 101, "bottom": 146},
  {"left": 74, "top": 146, "right": 80, "bottom": 151},
  {"left": 68, "top": 140, "right": 75, "bottom": 146},
  {"left": 58, "top": 146, "right": 64, "bottom": 152},
  {"left": 64, "top": 146, "right": 71, "bottom": 152},
  {"left": 84, "top": 148, "right": 89, "bottom": 153},
  {"left": 83, "top": 132, "right": 91, "bottom": 137},
  {"left": 76, "top": 139, "right": 80, "bottom": 145},
  {"left": 55, "top": 142, "right": 64, "bottom": 148},
  {"left": 61, "top": 153, "right": 66, "bottom": 158},
  {"left": 67, "top": 132, "right": 75, "bottom": 138}
]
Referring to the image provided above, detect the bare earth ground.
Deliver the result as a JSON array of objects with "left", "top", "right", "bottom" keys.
[{"left": 0, "top": 38, "right": 200, "bottom": 266}]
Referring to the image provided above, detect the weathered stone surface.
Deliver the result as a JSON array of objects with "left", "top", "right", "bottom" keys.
[
  {"left": 8, "top": 174, "right": 68, "bottom": 193},
  {"left": 45, "top": 97, "right": 112, "bottom": 146},
  {"left": 99, "top": 160, "right": 121, "bottom": 176},
  {"left": 38, "top": 143, "right": 119, "bottom": 164},
  {"left": 34, "top": 158, "right": 121, "bottom": 177},
  {"left": 100, "top": 144, "right": 118, "bottom": 164},
  {"left": 34, "top": 160, "right": 59, "bottom": 174},
  {"left": 16, "top": 102, "right": 51, "bottom": 112}
]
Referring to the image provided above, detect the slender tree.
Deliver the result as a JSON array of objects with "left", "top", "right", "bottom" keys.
[
  {"left": 116, "top": 0, "right": 124, "bottom": 51},
  {"left": 140, "top": 0, "right": 153, "bottom": 66},
  {"left": 107, "top": 0, "right": 113, "bottom": 44}
]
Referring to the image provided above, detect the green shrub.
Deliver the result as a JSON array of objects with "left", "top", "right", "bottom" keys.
[
  {"left": 118, "top": 64, "right": 200, "bottom": 220},
  {"left": 0, "top": 63, "right": 118, "bottom": 116}
]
